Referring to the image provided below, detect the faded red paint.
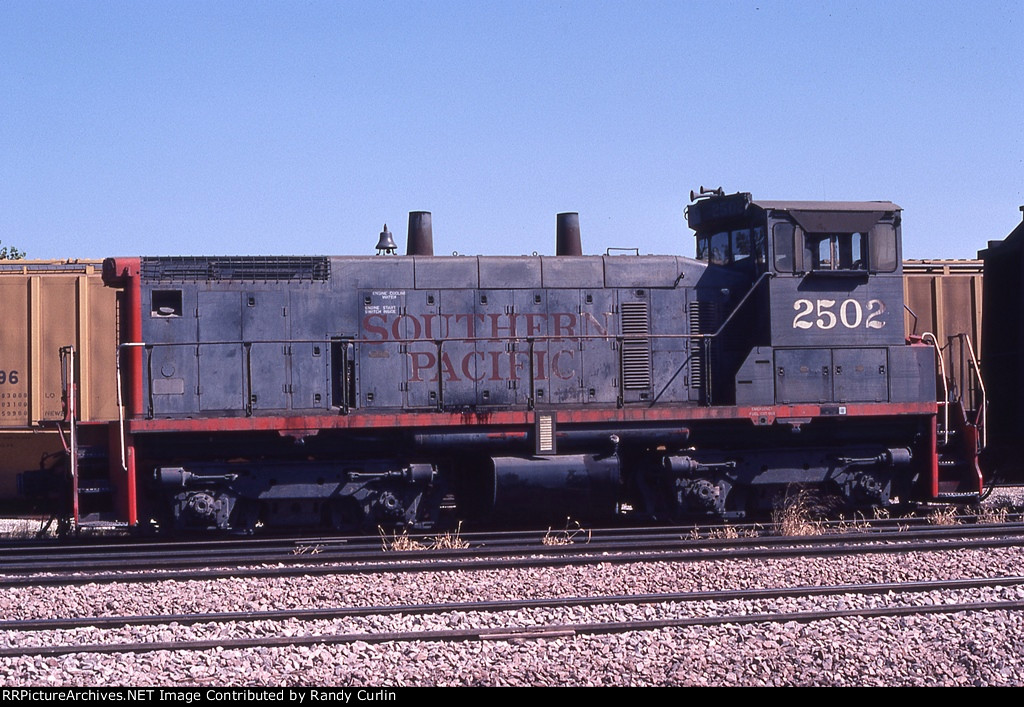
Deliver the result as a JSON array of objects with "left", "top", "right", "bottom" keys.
[
  {"left": 127, "top": 401, "right": 939, "bottom": 435},
  {"left": 360, "top": 310, "right": 611, "bottom": 342},
  {"left": 405, "top": 347, "right": 575, "bottom": 383},
  {"left": 361, "top": 310, "right": 604, "bottom": 385},
  {"left": 107, "top": 257, "right": 145, "bottom": 419}
]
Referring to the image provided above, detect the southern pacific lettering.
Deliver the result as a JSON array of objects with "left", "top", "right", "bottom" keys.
[
  {"left": 360, "top": 310, "right": 612, "bottom": 342},
  {"left": 404, "top": 347, "right": 577, "bottom": 383}
]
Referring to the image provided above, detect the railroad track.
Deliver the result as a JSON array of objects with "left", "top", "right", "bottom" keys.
[
  {"left": 4, "top": 521, "right": 1024, "bottom": 585},
  {"left": 3, "top": 575, "right": 1023, "bottom": 658},
  {"left": 4, "top": 519, "right": 1024, "bottom": 684}
]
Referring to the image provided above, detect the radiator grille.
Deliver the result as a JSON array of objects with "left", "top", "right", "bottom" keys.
[
  {"left": 141, "top": 256, "right": 330, "bottom": 282},
  {"left": 620, "top": 301, "right": 651, "bottom": 390},
  {"left": 688, "top": 301, "right": 719, "bottom": 389}
]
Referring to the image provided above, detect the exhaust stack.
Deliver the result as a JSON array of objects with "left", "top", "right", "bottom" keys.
[
  {"left": 556, "top": 212, "right": 583, "bottom": 256},
  {"left": 407, "top": 211, "right": 434, "bottom": 256}
]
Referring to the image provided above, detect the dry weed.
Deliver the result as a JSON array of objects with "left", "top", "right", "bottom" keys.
[
  {"left": 292, "top": 544, "right": 322, "bottom": 555},
  {"left": 429, "top": 521, "right": 469, "bottom": 549},
  {"left": 744, "top": 523, "right": 765, "bottom": 537},
  {"left": 543, "top": 518, "right": 591, "bottom": 546},
  {"left": 833, "top": 511, "right": 874, "bottom": 533},
  {"left": 772, "top": 490, "right": 824, "bottom": 537},
  {"left": 977, "top": 505, "right": 1009, "bottom": 524},
  {"left": 707, "top": 524, "right": 740, "bottom": 539},
  {"left": 687, "top": 522, "right": 761, "bottom": 540},
  {"left": 379, "top": 522, "right": 470, "bottom": 551},
  {"left": 926, "top": 506, "right": 960, "bottom": 525},
  {"left": 379, "top": 527, "right": 426, "bottom": 552},
  {"left": 976, "top": 495, "right": 1015, "bottom": 524}
]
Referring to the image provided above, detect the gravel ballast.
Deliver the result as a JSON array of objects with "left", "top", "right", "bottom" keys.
[{"left": 3, "top": 543, "right": 1024, "bottom": 686}]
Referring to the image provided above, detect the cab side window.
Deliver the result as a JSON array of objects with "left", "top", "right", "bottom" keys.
[
  {"left": 698, "top": 225, "right": 768, "bottom": 271},
  {"left": 732, "top": 229, "right": 752, "bottom": 262},
  {"left": 870, "top": 223, "right": 898, "bottom": 272},
  {"left": 709, "top": 231, "right": 730, "bottom": 265},
  {"left": 773, "top": 223, "right": 795, "bottom": 273},
  {"left": 806, "top": 232, "right": 866, "bottom": 271}
]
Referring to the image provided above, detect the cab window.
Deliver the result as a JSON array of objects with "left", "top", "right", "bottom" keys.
[
  {"left": 698, "top": 227, "right": 768, "bottom": 269},
  {"left": 870, "top": 223, "right": 898, "bottom": 272},
  {"left": 732, "top": 229, "right": 751, "bottom": 262},
  {"left": 696, "top": 236, "right": 709, "bottom": 262},
  {"left": 751, "top": 227, "right": 766, "bottom": 269},
  {"left": 709, "top": 231, "right": 730, "bottom": 265},
  {"left": 773, "top": 223, "right": 795, "bottom": 272},
  {"left": 805, "top": 232, "right": 866, "bottom": 271}
]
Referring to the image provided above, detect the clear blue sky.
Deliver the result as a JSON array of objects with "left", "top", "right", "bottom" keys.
[{"left": 2, "top": 0, "right": 1021, "bottom": 261}]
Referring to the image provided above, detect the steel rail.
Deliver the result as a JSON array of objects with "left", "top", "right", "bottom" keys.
[
  {"left": 4, "top": 521, "right": 1024, "bottom": 574},
  {"left": 2, "top": 526, "right": 1024, "bottom": 587},
  {"left": 2, "top": 508, "right": 1016, "bottom": 558},
  {"left": 3, "top": 586, "right": 1023, "bottom": 658},
  {"left": 5, "top": 575, "right": 1024, "bottom": 634}
]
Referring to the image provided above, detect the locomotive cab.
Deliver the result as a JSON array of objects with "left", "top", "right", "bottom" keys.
[
  {"left": 688, "top": 191, "right": 921, "bottom": 408},
  {"left": 685, "top": 190, "right": 980, "bottom": 510}
]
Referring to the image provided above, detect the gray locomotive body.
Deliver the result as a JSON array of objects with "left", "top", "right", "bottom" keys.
[{"left": 93, "top": 192, "right": 979, "bottom": 532}]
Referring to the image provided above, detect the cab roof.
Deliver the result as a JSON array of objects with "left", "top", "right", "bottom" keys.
[{"left": 751, "top": 200, "right": 900, "bottom": 212}]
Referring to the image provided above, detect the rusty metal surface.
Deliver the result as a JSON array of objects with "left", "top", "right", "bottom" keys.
[
  {"left": 406, "top": 211, "right": 433, "bottom": 256},
  {"left": 903, "top": 259, "right": 983, "bottom": 348},
  {"left": 902, "top": 260, "right": 984, "bottom": 445}
]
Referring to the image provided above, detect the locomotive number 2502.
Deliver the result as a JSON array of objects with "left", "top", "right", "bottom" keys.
[{"left": 792, "top": 298, "right": 886, "bottom": 330}]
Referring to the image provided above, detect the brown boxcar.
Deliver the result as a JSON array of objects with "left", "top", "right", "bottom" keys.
[
  {"left": 0, "top": 260, "right": 118, "bottom": 504},
  {"left": 903, "top": 259, "right": 984, "bottom": 409},
  {"left": 903, "top": 259, "right": 983, "bottom": 347}
]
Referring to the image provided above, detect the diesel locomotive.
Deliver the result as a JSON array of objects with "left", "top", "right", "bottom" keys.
[{"left": 36, "top": 190, "right": 988, "bottom": 532}]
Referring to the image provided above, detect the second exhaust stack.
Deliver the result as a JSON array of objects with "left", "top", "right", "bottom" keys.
[{"left": 556, "top": 212, "right": 583, "bottom": 256}]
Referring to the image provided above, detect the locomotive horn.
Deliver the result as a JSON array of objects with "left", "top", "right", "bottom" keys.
[
  {"left": 556, "top": 212, "right": 583, "bottom": 256},
  {"left": 690, "top": 186, "right": 725, "bottom": 201},
  {"left": 407, "top": 211, "right": 434, "bottom": 256}
]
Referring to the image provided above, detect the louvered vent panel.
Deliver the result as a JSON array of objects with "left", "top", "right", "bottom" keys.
[
  {"left": 620, "top": 301, "right": 651, "bottom": 391},
  {"left": 688, "top": 301, "right": 720, "bottom": 389},
  {"left": 141, "top": 256, "right": 330, "bottom": 282},
  {"left": 622, "top": 341, "right": 652, "bottom": 389},
  {"left": 621, "top": 301, "right": 650, "bottom": 336}
]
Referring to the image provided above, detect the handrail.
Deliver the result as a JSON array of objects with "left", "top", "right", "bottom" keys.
[
  {"left": 115, "top": 342, "right": 148, "bottom": 472},
  {"left": 921, "top": 332, "right": 949, "bottom": 446},
  {"left": 705, "top": 271, "right": 774, "bottom": 340},
  {"left": 960, "top": 333, "right": 987, "bottom": 449},
  {"left": 59, "top": 346, "right": 79, "bottom": 525}
]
